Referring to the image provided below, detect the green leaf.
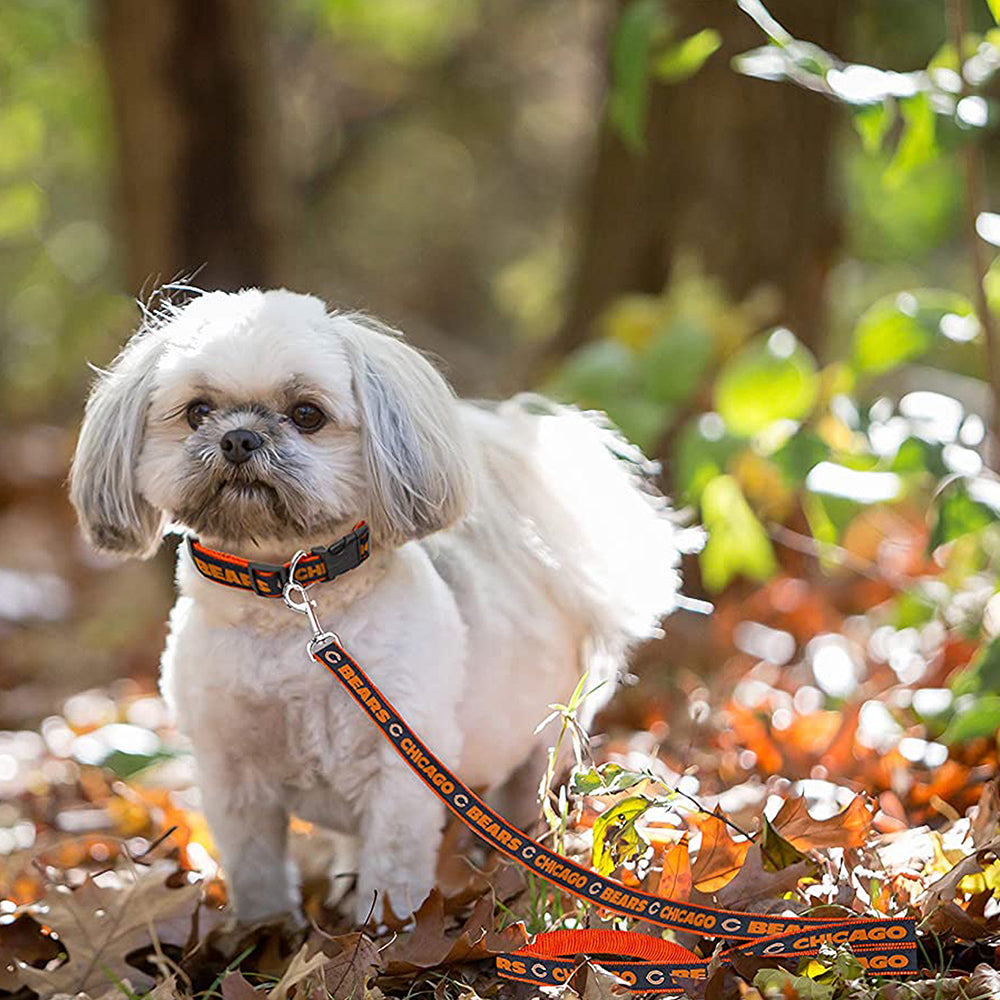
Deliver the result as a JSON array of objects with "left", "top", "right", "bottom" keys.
[
  {"left": 547, "top": 340, "right": 638, "bottom": 406},
  {"left": 652, "top": 28, "right": 721, "bottom": 83},
  {"left": 699, "top": 475, "right": 777, "bottom": 591},
  {"left": 890, "top": 437, "right": 947, "bottom": 477},
  {"left": 930, "top": 478, "right": 999, "bottom": 550},
  {"left": 854, "top": 101, "right": 891, "bottom": 155},
  {"left": 894, "top": 590, "right": 936, "bottom": 630},
  {"left": 570, "top": 762, "right": 650, "bottom": 796},
  {"left": 953, "top": 633, "right": 1000, "bottom": 696},
  {"left": 608, "top": 0, "right": 669, "bottom": 153},
  {"left": 942, "top": 693, "right": 1000, "bottom": 743},
  {"left": 989, "top": 0, "right": 1000, "bottom": 27},
  {"left": 771, "top": 430, "right": 829, "bottom": 486},
  {"left": 984, "top": 254, "right": 1000, "bottom": 315},
  {"left": 884, "top": 93, "right": 938, "bottom": 189},
  {"left": 605, "top": 397, "right": 671, "bottom": 452},
  {"left": 591, "top": 794, "right": 650, "bottom": 876},
  {"left": 675, "top": 418, "right": 742, "bottom": 503},
  {"left": 638, "top": 317, "right": 713, "bottom": 405},
  {"left": 852, "top": 290, "right": 976, "bottom": 376},
  {"left": 714, "top": 329, "right": 818, "bottom": 437},
  {"left": 101, "top": 748, "right": 176, "bottom": 780}
]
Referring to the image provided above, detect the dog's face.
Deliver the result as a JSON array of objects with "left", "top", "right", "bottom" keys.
[{"left": 70, "top": 289, "right": 472, "bottom": 554}]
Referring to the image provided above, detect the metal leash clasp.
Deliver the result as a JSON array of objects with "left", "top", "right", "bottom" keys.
[{"left": 283, "top": 550, "right": 341, "bottom": 655}]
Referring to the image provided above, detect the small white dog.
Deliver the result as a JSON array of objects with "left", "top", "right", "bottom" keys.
[{"left": 69, "top": 289, "right": 680, "bottom": 926}]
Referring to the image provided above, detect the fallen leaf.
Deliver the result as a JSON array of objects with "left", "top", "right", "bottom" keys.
[
  {"left": 973, "top": 780, "right": 1000, "bottom": 848},
  {"left": 315, "top": 931, "right": 380, "bottom": 1000},
  {"left": 221, "top": 969, "right": 267, "bottom": 1000},
  {"left": 382, "top": 889, "right": 528, "bottom": 975},
  {"left": 758, "top": 816, "right": 811, "bottom": 872},
  {"left": 689, "top": 809, "right": 751, "bottom": 892},
  {"left": 969, "top": 963, "right": 1000, "bottom": 999},
  {"left": 770, "top": 794, "right": 872, "bottom": 851},
  {"left": 656, "top": 835, "right": 692, "bottom": 901},
  {"left": 0, "top": 915, "right": 60, "bottom": 990},
  {"left": 16, "top": 868, "right": 202, "bottom": 999},
  {"left": 921, "top": 837, "right": 1000, "bottom": 918},
  {"left": 713, "top": 845, "right": 814, "bottom": 912},
  {"left": 269, "top": 943, "right": 329, "bottom": 1000}
]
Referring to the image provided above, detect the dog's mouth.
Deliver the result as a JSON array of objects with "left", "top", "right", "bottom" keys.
[{"left": 217, "top": 479, "right": 279, "bottom": 501}]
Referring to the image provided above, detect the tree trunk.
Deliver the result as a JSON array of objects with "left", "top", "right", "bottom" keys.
[
  {"left": 101, "top": 0, "right": 288, "bottom": 294},
  {"left": 550, "top": 0, "right": 845, "bottom": 363}
]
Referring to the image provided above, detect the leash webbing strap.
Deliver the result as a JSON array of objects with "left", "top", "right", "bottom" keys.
[
  {"left": 310, "top": 637, "right": 919, "bottom": 992},
  {"left": 188, "top": 523, "right": 369, "bottom": 597}
]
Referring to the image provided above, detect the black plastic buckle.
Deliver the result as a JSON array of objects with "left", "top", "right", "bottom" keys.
[{"left": 312, "top": 525, "right": 369, "bottom": 583}]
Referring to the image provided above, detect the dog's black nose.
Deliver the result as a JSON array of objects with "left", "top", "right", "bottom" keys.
[{"left": 220, "top": 428, "right": 262, "bottom": 464}]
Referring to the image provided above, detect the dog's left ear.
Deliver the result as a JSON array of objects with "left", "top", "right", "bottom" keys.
[
  {"left": 342, "top": 316, "right": 473, "bottom": 546},
  {"left": 69, "top": 327, "right": 167, "bottom": 558}
]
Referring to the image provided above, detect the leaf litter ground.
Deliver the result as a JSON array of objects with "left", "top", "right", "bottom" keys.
[{"left": 5, "top": 538, "right": 1000, "bottom": 999}]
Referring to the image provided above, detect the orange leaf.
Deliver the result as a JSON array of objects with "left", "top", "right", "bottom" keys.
[
  {"left": 657, "top": 835, "right": 692, "bottom": 902},
  {"left": 771, "top": 794, "right": 873, "bottom": 851},
  {"left": 689, "top": 810, "right": 751, "bottom": 892},
  {"left": 727, "top": 705, "right": 783, "bottom": 774}
]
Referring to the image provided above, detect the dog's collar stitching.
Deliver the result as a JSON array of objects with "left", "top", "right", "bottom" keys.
[{"left": 187, "top": 522, "right": 370, "bottom": 597}]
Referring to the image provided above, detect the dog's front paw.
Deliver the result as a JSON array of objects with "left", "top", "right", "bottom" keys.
[{"left": 355, "top": 852, "right": 435, "bottom": 925}]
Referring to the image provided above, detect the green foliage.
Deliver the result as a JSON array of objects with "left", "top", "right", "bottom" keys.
[
  {"left": 714, "top": 330, "right": 818, "bottom": 437},
  {"left": 607, "top": 0, "right": 720, "bottom": 152},
  {"left": 653, "top": 29, "right": 722, "bottom": 84},
  {"left": 608, "top": 0, "right": 670, "bottom": 153},
  {"left": 941, "top": 694, "right": 1000, "bottom": 743},
  {"left": 930, "top": 477, "right": 999, "bottom": 549},
  {"left": 851, "top": 291, "right": 977, "bottom": 376},
  {"left": 884, "top": 93, "right": 939, "bottom": 189},
  {"left": 699, "top": 475, "right": 777, "bottom": 592}
]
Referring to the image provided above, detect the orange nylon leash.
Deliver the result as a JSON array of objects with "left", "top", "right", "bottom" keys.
[{"left": 307, "top": 635, "right": 919, "bottom": 993}]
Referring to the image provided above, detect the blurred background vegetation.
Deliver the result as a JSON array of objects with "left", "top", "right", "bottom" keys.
[{"left": 6, "top": 0, "right": 1000, "bottom": 794}]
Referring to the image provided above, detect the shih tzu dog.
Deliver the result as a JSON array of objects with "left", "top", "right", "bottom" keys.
[{"left": 69, "top": 289, "right": 681, "bottom": 927}]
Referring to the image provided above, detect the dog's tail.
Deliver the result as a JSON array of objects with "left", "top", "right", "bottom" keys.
[{"left": 459, "top": 394, "right": 686, "bottom": 680}]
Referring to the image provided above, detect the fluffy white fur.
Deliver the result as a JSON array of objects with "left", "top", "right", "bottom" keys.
[{"left": 69, "top": 289, "right": 681, "bottom": 925}]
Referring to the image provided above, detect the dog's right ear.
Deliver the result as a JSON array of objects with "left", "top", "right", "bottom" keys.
[{"left": 69, "top": 328, "right": 167, "bottom": 558}]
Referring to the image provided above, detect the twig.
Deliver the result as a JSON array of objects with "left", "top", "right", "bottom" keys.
[
  {"left": 766, "top": 522, "right": 885, "bottom": 581},
  {"left": 947, "top": 0, "right": 1000, "bottom": 464}
]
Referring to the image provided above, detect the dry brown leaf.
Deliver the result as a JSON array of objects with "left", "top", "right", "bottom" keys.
[
  {"left": 16, "top": 869, "right": 201, "bottom": 999},
  {"left": 771, "top": 794, "right": 873, "bottom": 851},
  {"left": 268, "top": 944, "right": 328, "bottom": 1000},
  {"left": 689, "top": 809, "right": 751, "bottom": 892},
  {"left": 221, "top": 970, "right": 268, "bottom": 1000},
  {"left": 382, "top": 889, "right": 528, "bottom": 975},
  {"left": 712, "top": 845, "right": 813, "bottom": 912},
  {"left": 969, "top": 963, "right": 1000, "bottom": 999},
  {"left": 0, "top": 915, "right": 61, "bottom": 990},
  {"left": 972, "top": 780, "right": 1000, "bottom": 848},
  {"left": 314, "top": 931, "right": 380, "bottom": 1000},
  {"left": 922, "top": 900, "right": 1000, "bottom": 941}
]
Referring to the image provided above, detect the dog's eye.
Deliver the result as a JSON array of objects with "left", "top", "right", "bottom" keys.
[
  {"left": 290, "top": 402, "right": 326, "bottom": 433},
  {"left": 186, "top": 400, "right": 214, "bottom": 429}
]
